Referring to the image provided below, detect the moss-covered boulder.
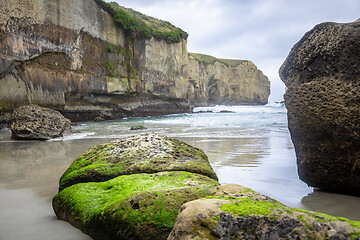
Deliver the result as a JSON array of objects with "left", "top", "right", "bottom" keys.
[
  {"left": 53, "top": 133, "right": 220, "bottom": 240},
  {"left": 168, "top": 184, "right": 360, "bottom": 240},
  {"left": 53, "top": 171, "right": 219, "bottom": 240},
  {"left": 59, "top": 132, "right": 217, "bottom": 191}
]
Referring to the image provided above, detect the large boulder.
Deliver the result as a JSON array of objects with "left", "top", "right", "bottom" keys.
[
  {"left": 10, "top": 105, "right": 72, "bottom": 140},
  {"left": 168, "top": 184, "right": 360, "bottom": 240},
  {"left": 53, "top": 133, "right": 219, "bottom": 240},
  {"left": 53, "top": 171, "right": 218, "bottom": 240},
  {"left": 58, "top": 132, "right": 217, "bottom": 191},
  {"left": 279, "top": 19, "right": 360, "bottom": 196}
]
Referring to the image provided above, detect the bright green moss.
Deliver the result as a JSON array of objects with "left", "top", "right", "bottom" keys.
[
  {"left": 221, "top": 198, "right": 281, "bottom": 216},
  {"left": 240, "top": 189, "right": 257, "bottom": 194},
  {"left": 53, "top": 171, "right": 219, "bottom": 240},
  {"left": 211, "top": 195, "right": 360, "bottom": 234},
  {"left": 293, "top": 208, "right": 309, "bottom": 214},
  {"left": 337, "top": 217, "right": 360, "bottom": 229},
  {"left": 58, "top": 136, "right": 217, "bottom": 191},
  {"left": 297, "top": 215, "right": 306, "bottom": 222},
  {"left": 130, "top": 125, "right": 147, "bottom": 130}
]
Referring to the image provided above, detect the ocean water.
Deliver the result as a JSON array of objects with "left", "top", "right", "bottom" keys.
[{"left": 0, "top": 104, "right": 359, "bottom": 240}]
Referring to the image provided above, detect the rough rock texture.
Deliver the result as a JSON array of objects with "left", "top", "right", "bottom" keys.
[
  {"left": 10, "top": 105, "right": 71, "bottom": 140},
  {"left": 0, "top": 0, "right": 270, "bottom": 126},
  {"left": 53, "top": 171, "right": 219, "bottom": 240},
  {"left": 168, "top": 184, "right": 360, "bottom": 240},
  {"left": 279, "top": 19, "right": 360, "bottom": 196},
  {"left": 53, "top": 133, "right": 219, "bottom": 240},
  {"left": 58, "top": 132, "right": 217, "bottom": 191}
]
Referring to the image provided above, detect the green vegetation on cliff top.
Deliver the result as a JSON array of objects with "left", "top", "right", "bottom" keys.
[
  {"left": 94, "top": 0, "right": 188, "bottom": 43},
  {"left": 189, "top": 52, "right": 249, "bottom": 67}
]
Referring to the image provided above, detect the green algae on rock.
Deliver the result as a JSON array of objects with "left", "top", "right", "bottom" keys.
[
  {"left": 53, "top": 171, "right": 219, "bottom": 240},
  {"left": 130, "top": 125, "right": 148, "bottom": 130},
  {"left": 58, "top": 133, "right": 217, "bottom": 191},
  {"left": 168, "top": 184, "right": 360, "bottom": 240}
]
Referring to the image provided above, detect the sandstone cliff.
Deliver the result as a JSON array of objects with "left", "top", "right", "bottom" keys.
[
  {"left": 279, "top": 19, "right": 360, "bottom": 196},
  {"left": 188, "top": 53, "right": 270, "bottom": 106},
  {"left": 0, "top": 0, "right": 270, "bottom": 124}
]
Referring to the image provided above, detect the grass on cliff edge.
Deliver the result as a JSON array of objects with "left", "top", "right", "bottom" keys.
[
  {"left": 94, "top": 0, "right": 188, "bottom": 43},
  {"left": 189, "top": 52, "right": 249, "bottom": 67}
]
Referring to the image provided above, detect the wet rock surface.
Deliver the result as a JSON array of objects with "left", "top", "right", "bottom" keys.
[
  {"left": 279, "top": 19, "right": 360, "bottom": 196},
  {"left": 58, "top": 132, "right": 217, "bottom": 191},
  {"left": 10, "top": 105, "right": 71, "bottom": 140},
  {"left": 53, "top": 133, "right": 219, "bottom": 240},
  {"left": 168, "top": 184, "right": 360, "bottom": 240}
]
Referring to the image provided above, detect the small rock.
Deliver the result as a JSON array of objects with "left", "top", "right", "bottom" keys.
[{"left": 130, "top": 125, "right": 148, "bottom": 130}]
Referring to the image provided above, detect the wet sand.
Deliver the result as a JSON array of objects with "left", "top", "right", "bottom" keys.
[{"left": 1, "top": 107, "right": 359, "bottom": 239}]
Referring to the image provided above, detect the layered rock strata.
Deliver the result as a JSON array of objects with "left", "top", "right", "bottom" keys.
[
  {"left": 188, "top": 53, "right": 270, "bottom": 106},
  {"left": 279, "top": 19, "right": 360, "bottom": 196},
  {"left": 0, "top": 0, "right": 270, "bottom": 126}
]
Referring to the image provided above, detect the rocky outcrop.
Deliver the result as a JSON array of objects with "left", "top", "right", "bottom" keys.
[
  {"left": 279, "top": 19, "right": 360, "bottom": 196},
  {"left": 53, "top": 133, "right": 219, "bottom": 240},
  {"left": 58, "top": 132, "right": 217, "bottom": 191},
  {"left": 168, "top": 184, "right": 360, "bottom": 240},
  {"left": 10, "top": 105, "right": 71, "bottom": 140},
  {"left": 54, "top": 133, "right": 360, "bottom": 239},
  {"left": 0, "top": 0, "right": 270, "bottom": 125},
  {"left": 188, "top": 53, "right": 270, "bottom": 106}
]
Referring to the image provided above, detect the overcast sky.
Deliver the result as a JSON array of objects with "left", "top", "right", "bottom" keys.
[{"left": 107, "top": 0, "right": 360, "bottom": 102}]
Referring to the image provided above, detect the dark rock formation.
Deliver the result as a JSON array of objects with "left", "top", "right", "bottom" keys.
[
  {"left": 279, "top": 19, "right": 360, "bottom": 196},
  {"left": 53, "top": 133, "right": 219, "bottom": 240},
  {"left": 168, "top": 184, "right": 360, "bottom": 240},
  {"left": 10, "top": 105, "right": 71, "bottom": 140}
]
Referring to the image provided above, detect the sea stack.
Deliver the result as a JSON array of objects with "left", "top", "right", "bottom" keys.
[{"left": 279, "top": 19, "right": 360, "bottom": 196}]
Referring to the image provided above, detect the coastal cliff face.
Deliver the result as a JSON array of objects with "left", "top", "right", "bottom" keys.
[
  {"left": 279, "top": 19, "right": 360, "bottom": 196},
  {"left": 0, "top": 0, "right": 270, "bottom": 124},
  {"left": 188, "top": 53, "right": 270, "bottom": 106}
]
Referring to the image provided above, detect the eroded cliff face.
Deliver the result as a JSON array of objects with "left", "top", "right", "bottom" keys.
[
  {"left": 0, "top": 0, "right": 270, "bottom": 125},
  {"left": 188, "top": 53, "right": 270, "bottom": 106}
]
